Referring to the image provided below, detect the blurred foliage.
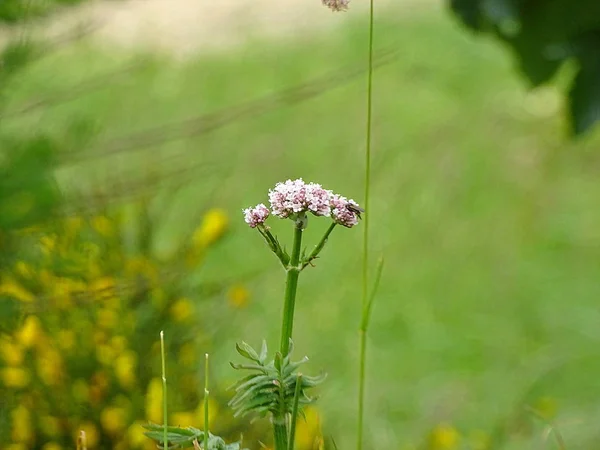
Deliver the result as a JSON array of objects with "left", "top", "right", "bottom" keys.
[
  {"left": 449, "top": 0, "right": 600, "bottom": 135},
  {"left": 0, "top": 205, "right": 260, "bottom": 449},
  {"left": 0, "top": 0, "right": 88, "bottom": 24}
]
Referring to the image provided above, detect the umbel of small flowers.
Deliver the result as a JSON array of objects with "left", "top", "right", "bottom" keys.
[{"left": 243, "top": 178, "right": 362, "bottom": 272}]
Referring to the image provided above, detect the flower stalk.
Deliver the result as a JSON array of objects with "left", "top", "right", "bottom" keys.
[{"left": 241, "top": 178, "right": 362, "bottom": 450}]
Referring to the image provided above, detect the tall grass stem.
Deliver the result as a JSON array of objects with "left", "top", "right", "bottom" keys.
[
  {"left": 160, "top": 331, "right": 168, "bottom": 450},
  {"left": 287, "top": 375, "right": 303, "bottom": 450},
  {"left": 204, "top": 353, "right": 209, "bottom": 450},
  {"left": 358, "top": 0, "right": 375, "bottom": 449}
]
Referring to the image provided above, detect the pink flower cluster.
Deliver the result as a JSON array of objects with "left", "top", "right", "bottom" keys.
[
  {"left": 322, "top": 0, "right": 350, "bottom": 12},
  {"left": 243, "top": 179, "right": 362, "bottom": 229},
  {"left": 330, "top": 194, "right": 360, "bottom": 228},
  {"left": 243, "top": 204, "right": 270, "bottom": 228}
]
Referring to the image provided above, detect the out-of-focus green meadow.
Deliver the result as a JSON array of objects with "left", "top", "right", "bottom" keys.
[{"left": 3, "top": 3, "right": 600, "bottom": 449}]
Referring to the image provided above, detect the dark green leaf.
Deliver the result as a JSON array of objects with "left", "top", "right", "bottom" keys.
[{"left": 569, "top": 57, "right": 600, "bottom": 135}]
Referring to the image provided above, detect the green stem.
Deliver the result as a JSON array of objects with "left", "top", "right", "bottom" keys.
[
  {"left": 358, "top": 0, "right": 375, "bottom": 449},
  {"left": 160, "top": 331, "right": 168, "bottom": 450},
  {"left": 301, "top": 222, "right": 336, "bottom": 270},
  {"left": 273, "top": 418, "right": 289, "bottom": 450},
  {"left": 280, "top": 219, "right": 304, "bottom": 356},
  {"left": 287, "top": 375, "right": 303, "bottom": 450},
  {"left": 204, "top": 353, "right": 209, "bottom": 450}
]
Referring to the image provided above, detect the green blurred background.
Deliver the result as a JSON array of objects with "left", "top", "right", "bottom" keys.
[{"left": 1, "top": 1, "right": 600, "bottom": 449}]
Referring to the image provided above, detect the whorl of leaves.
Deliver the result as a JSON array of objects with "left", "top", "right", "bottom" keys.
[{"left": 228, "top": 340, "right": 326, "bottom": 418}]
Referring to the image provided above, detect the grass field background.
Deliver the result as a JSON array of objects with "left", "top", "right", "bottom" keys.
[{"left": 5, "top": 3, "right": 600, "bottom": 448}]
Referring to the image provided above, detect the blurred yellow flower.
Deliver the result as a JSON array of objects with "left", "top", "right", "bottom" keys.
[
  {"left": 0, "top": 277, "right": 34, "bottom": 302},
  {"left": 170, "top": 297, "right": 194, "bottom": 322},
  {"left": 40, "top": 415, "right": 61, "bottom": 437},
  {"left": 97, "top": 308, "right": 118, "bottom": 329},
  {"left": 16, "top": 315, "right": 42, "bottom": 349},
  {"left": 101, "top": 406, "right": 128, "bottom": 435},
  {"left": 0, "top": 337, "right": 24, "bottom": 365},
  {"left": 172, "top": 411, "right": 197, "bottom": 428},
  {"left": 14, "top": 261, "right": 34, "bottom": 279},
  {"left": 193, "top": 208, "right": 229, "bottom": 248},
  {"left": 11, "top": 404, "right": 33, "bottom": 444},
  {"left": 42, "top": 443, "right": 62, "bottom": 450},
  {"left": 196, "top": 397, "right": 219, "bottom": 428},
  {"left": 39, "top": 269, "right": 53, "bottom": 288},
  {"left": 1, "top": 367, "right": 30, "bottom": 387},
  {"left": 36, "top": 348, "right": 62, "bottom": 386},
  {"left": 146, "top": 378, "right": 163, "bottom": 423},
  {"left": 57, "top": 329, "right": 76, "bottom": 352},
  {"left": 429, "top": 423, "right": 460, "bottom": 450},
  {"left": 74, "top": 422, "right": 99, "bottom": 448},
  {"left": 104, "top": 295, "right": 121, "bottom": 310},
  {"left": 294, "top": 406, "right": 322, "bottom": 450},
  {"left": 97, "top": 344, "right": 116, "bottom": 366},
  {"left": 227, "top": 284, "right": 250, "bottom": 309},
  {"left": 468, "top": 430, "right": 491, "bottom": 450},
  {"left": 92, "top": 216, "right": 114, "bottom": 237},
  {"left": 111, "top": 335, "right": 128, "bottom": 354},
  {"left": 40, "top": 235, "right": 57, "bottom": 256},
  {"left": 128, "top": 421, "right": 148, "bottom": 448},
  {"left": 52, "top": 277, "right": 74, "bottom": 309},
  {"left": 115, "top": 350, "right": 137, "bottom": 389},
  {"left": 5, "top": 444, "right": 28, "bottom": 450}
]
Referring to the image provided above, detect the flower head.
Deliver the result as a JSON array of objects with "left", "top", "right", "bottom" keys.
[
  {"left": 268, "top": 179, "right": 307, "bottom": 219},
  {"left": 322, "top": 0, "right": 350, "bottom": 12},
  {"left": 243, "top": 204, "right": 270, "bottom": 228},
  {"left": 330, "top": 194, "right": 361, "bottom": 228}
]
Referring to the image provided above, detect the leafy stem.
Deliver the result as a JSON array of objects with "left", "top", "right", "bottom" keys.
[{"left": 229, "top": 340, "right": 325, "bottom": 450}]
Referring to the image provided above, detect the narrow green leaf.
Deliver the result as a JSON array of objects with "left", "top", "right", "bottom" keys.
[{"left": 235, "top": 341, "right": 261, "bottom": 363}]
